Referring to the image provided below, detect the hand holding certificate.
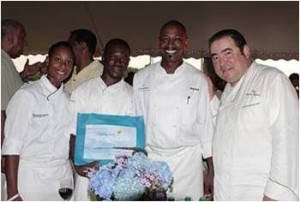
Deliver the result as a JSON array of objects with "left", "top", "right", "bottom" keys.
[{"left": 74, "top": 113, "right": 145, "bottom": 166}]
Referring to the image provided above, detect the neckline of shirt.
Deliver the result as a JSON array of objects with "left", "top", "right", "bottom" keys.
[
  {"left": 157, "top": 61, "right": 185, "bottom": 76},
  {"left": 97, "top": 77, "right": 124, "bottom": 92},
  {"left": 40, "top": 75, "right": 63, "bottom": 100}
]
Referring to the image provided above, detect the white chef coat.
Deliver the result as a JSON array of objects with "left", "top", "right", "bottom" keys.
[
  {"left": 2, "top": 75, "right": 73, "bottom": 200},
  {"left": 133, "top": 62, "right": 214, "bottom": 200},
  {"left": 213, "top": 62, "right": 299, "bottom": 200},
  {"left": 69, "top": 77, "right": 134, "bottom": 200}
]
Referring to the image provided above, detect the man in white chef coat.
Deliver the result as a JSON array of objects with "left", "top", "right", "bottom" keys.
[
  {"left": 209, "top": 29, "right": 299, "bottom": 200},
  {"left": 69, "top": 38, "right": 134, "bottom": 200},
  {"left": 133, "top": 20, "right": 214, "bottom": 200}
]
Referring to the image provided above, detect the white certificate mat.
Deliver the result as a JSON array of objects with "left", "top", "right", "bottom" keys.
[
  {"left": 74, "top": 113, "right": 145, "bottom": 166},
  {"left": 84, "top": 124, "right": 137, "bottom": 159}
]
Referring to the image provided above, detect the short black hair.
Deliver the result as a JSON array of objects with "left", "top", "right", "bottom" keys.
[
  {"left": 48, "top": 41, "right": 75, "bottom": 62},
  {"left": 160, "top": 20, "right": 187, "bottom": 36},
  {"left": 70, "top": 29, "right": 97, "bottom": 54},
  {"left": 103, "top": 38, "right": 131, "bottom": 56},
  {"left": 1, "top": 19, "right": 25, "bottom": 40},
  {"left": 209, "top": 29, "right": 247, "bottom": 54},
  {"left": 289, "top": 73, "right": 299, "bottom": 80}
]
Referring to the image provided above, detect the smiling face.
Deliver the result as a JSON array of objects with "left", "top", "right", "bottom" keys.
[
  {"left": 47, "top": 44, "right": 74, "bottom": 88},
  {"left": 210, "top": 36, "right": 251, "bottom": 86},
  {"left": 102, "top": 44, "right": 130, "bottom": 82},
  {"left": 159, "top": 23, "right": 188, "bottom": 66}
]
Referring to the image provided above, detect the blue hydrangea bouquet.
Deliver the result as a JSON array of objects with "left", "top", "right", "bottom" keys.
[{"left": 88, "top": 151, "right": 173, "bottom": 201}]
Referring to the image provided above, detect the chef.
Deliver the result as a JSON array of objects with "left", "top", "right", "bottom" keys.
[
  {"left": 133, "top": 20, "right": 214, "bottom": 201},
  {"left": 209, "top": 29, "right": 299, "bottom": 200}
]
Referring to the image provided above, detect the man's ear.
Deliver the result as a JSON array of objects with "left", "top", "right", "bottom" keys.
[
  {"left": 243, "top": 45, "right": 251, "bottom": 59},
  {"left": 101, "top": 55, "right": 106, "bottom": 64},
  {"left": 45, "top": 57, "right": 49, "bottom": 69},
  {"left": 6, "top": 33, "right": 15, "bottom": 46},
  {"left": 79, "top": 42, "right": 88, "bottom": 51},
  {"left": 185, "top": 37, "right": 189, "bottom": 47}
]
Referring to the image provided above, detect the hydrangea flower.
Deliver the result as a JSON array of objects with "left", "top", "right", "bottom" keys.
[
  {"left": 114, "top": 177, "right": 145, "bottom": 200},
  {"left": 89, "top": 169, "right": 115, "bottom": 200},
  {"left": 88, "top": 152, "right": 173, "bottom": 200}
]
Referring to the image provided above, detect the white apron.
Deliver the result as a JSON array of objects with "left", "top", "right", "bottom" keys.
[
  {"left": 18, "top": 159, "right": 73, "bottom": 201},
  {"left": 147, "top": 145, "right": 203, "bottom": 200},
  {"left": 73, "top": 175, "right": 89, "bottom": 201}
]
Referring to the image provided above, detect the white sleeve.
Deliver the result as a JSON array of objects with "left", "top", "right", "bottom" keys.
[
  {"left": 2, "top": 90, "right": 32, "bottom": 155},
  {"left": 132, "top": 71, "right": 143, "bottom": 116},
  {"left": 210, "top": 94, "right": 220, "bottom": 127},
  {"left": 199, "top": 78, "right": 214, "bottom": 159},
  {"left": 263, "top": 73, "right": 299, "bottom": 200},
  {"left": 69, "top": 89, "right": 81, "bottom": 136}
]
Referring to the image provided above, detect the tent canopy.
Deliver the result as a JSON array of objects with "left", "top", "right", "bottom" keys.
[{"left": 1, "top": 1, "right": 299, "bottom": 60}]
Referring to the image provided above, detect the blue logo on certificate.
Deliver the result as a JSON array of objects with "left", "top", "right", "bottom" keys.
[{"left": 74, "top": 113, "right": 145, "bottom": 166}]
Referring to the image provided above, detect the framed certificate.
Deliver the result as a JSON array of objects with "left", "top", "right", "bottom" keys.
[{"left": 74, "top": 113, "right": 145, "bottom": 166}]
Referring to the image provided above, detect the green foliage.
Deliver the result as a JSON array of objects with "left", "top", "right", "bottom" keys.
[{"left": 89, "top": 192, "right": 98, "bottom": 201}]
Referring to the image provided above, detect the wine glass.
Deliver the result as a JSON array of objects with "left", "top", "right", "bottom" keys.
[{"left": 58, "top": 179, "right": 73, "bottom": 201}]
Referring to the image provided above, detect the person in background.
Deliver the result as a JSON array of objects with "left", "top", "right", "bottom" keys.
[
  {"left": 1, "top": 19, "right": 26, "bottom": 147},
  {"left": 133, "top": 20, "right": 214, "bottom": 200},
  {"left": 124, "top": 71, "right": 135, "bottom": 86},
  {"left": 289, "top": 73, "right": 299, "bottom": 98},
  {"left": 65, "top": 29, "right": 103, "bottom": 94},
  {"left": 2, "top": 41, "right": 75, "bottom": 201},
  {"left": 69, "top": 38, "right": 134, "bottom": 200},
  {"left": 203, "top": 57, "right": 226, "bottom": 100},
  {"left": 203, "top": 57, "right": 226, "bottom": 126},
  {"left": 1, "top": 18, "right": 27, "bottom": 201},
  {"left": 209, "top": 29, "right": 299, "bottom": 200}
]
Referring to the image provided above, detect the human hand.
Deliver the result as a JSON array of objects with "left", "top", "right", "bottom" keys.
[
  {"left": 19, "top": 59, "right": 42, "bottom": 80},
  {"left": 39, "top": 56, "right": 48, "bottom": 74},
  {"left": 7, "top": 193, "right": 22, "bottom": 201},
  {"left": 1, "top": 157, "right": 5, "bottom": 173},
  {"left": 203, "top": 166, "right": 214, "bottom": 201},
  {"left": 8, "top": 195, "right": 22, "bottom": 201},
  {"left": 74, "top": 161, "right": 99, "bottom": 178},
  {"left": 263, "top": 195, "right": 276, "bottom": 201}
]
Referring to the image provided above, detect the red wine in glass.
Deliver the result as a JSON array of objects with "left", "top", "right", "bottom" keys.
[{"left": 59, "top": 188, "right": 73, "bottom": 201}]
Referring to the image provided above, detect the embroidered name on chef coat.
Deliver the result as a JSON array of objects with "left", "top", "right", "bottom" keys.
[
  {"left": 243, "top": 90, "right": 261, "bottom": 108},
  {"left": 32, "top": 113, "right": 49, "bottom": 118}
]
